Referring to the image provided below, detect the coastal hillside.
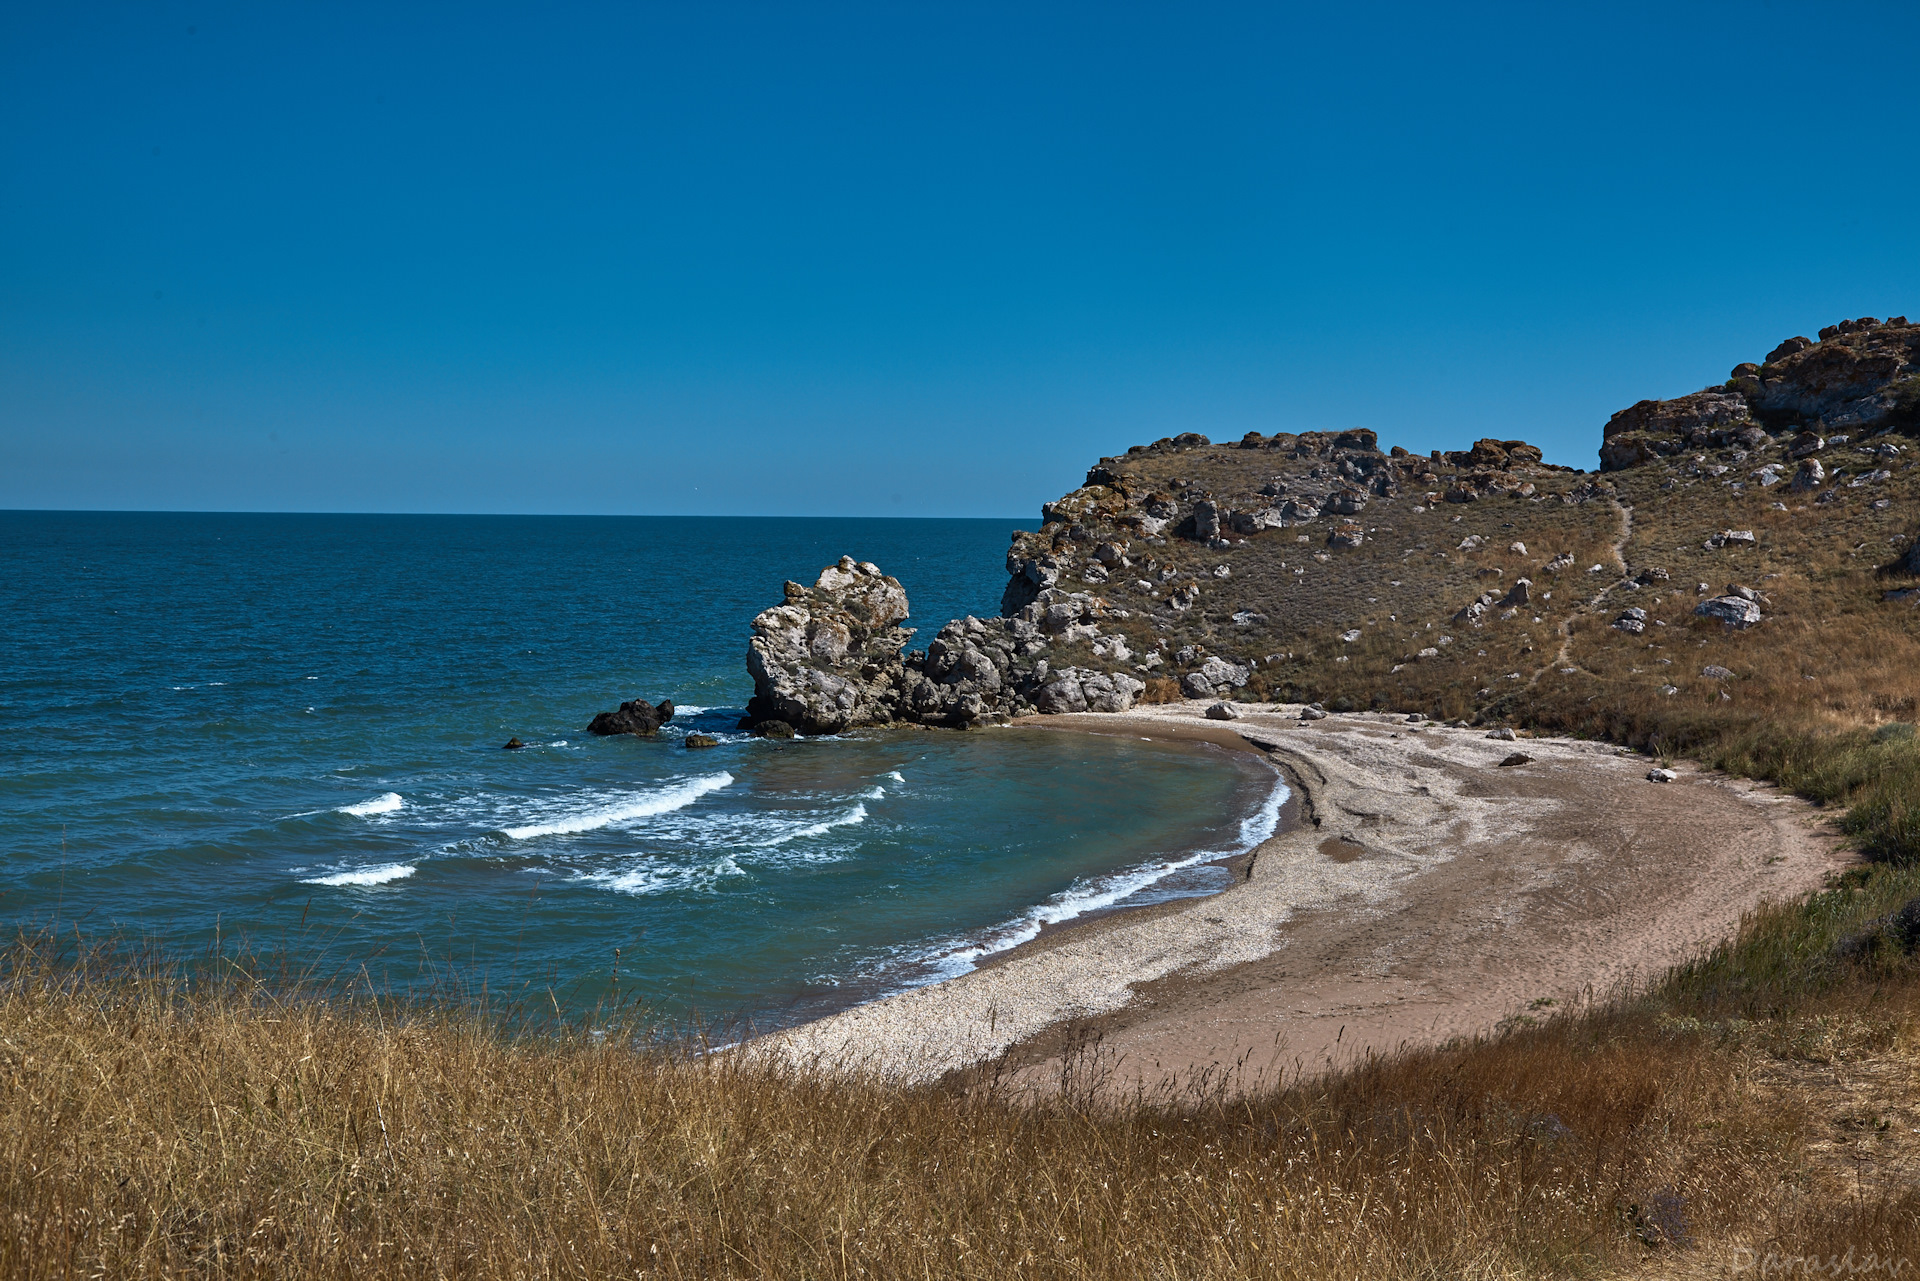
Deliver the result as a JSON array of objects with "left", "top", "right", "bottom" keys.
[{"left": 990, "top": 315, "right": 1920, "bottom": 734}]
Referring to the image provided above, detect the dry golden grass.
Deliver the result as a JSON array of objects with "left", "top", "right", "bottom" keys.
[{"left": 5, "top": 892, "right": 1920, "bottom": 1279}]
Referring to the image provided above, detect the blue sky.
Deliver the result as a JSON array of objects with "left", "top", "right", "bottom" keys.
[{"left": 4, "top": 2, "right": 1918, "bottom": 517}]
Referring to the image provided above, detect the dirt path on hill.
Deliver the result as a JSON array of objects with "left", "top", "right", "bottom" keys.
[
  {"left": 1537, "top": 497, "right": 1634, "bottom": 684},
  {"left": 763, "top": 703, "right": 1848, "bottom": 1092}
]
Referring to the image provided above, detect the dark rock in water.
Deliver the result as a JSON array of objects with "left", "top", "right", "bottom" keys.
[
  {"left": 684, "top": 733, "right": 719, "bottom": 749},
  {"left": 587, "top": 698, "right": 675, "bottom": 736},
  {"left": 751, "top": 720, "right": 796, "bottom": 739},
  {"left": 503, "top": 737, "right": 526, "bottom": 750}
]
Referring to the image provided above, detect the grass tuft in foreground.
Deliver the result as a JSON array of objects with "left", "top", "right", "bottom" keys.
[{"left": 4, "top": 906, "right": 1919, "bottom": 1279}]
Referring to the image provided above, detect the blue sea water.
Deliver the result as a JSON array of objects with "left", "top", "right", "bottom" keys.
[{"left": 1, "top": 512, "right": 1283, "bottom": 1028}]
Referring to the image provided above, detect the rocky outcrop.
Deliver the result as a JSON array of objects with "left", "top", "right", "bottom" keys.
[
  {"left": 742, "top": 556, "right": 1148, "bottom": 735},
  {"left": 743, "top": 557, "right": 915, "bottom": 735},
  {"left": 1600, "top": 317, "right": 1918, "bottom": 471},
  {"left": 587, "top": 698, "right": 675, "bottom": 736}
]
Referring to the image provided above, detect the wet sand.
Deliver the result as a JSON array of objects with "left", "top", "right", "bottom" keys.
[{"left": 764, "top": 703, "right": 1850, "bottom": 1090}]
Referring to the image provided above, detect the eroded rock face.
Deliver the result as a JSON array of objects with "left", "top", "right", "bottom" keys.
[
  {"left": 744, "top": 557, "right": 914, "bottom": 735},
  {"left": 743, "top": 557, "right": 1147, "bottom": 734},
  {"left": 1600, "top": 318, "right": 1919, "bottom": 471}
]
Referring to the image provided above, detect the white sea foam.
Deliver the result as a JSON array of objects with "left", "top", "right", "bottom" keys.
[
  {"left": 861, "top": 785, "right": 885, "bottom": 799},
  {"left": 900, "top": 767, "right": 1292, "bottom": 986},
  {"left": 339, "top": 792, "right": 404, "bottom": 817},
  {"left": 886, "top": 770, "right": 904, "bottom": 783},
  {"left": 754, "top": 803, "right": 866, "bottom": 847},
  {"left": 302, "top": 863, "right": 416, "bottom": 887},
  {"left": 501, "top": 772, "right": 733, "bottom": 840},
  {"left": 674, "top": 705, "right": 710, "bottom": 716}
]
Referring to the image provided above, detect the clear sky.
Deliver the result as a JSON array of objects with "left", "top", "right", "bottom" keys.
[{"left": 5, "top": 2, "right": 1918, "bottom": 518}]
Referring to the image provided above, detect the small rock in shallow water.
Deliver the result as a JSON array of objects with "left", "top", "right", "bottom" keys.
[
  {"left": 503, "top": 737, "right": 525, "bottom": 750},
  {"left": 684, "top": 734, "right": 719, "bottom": 749},
  {"left": 587, "top": 698, "right": 675, "bottom": 736},
  {"left": 751, "top": 720, "right": 796, "bottom": 739}
]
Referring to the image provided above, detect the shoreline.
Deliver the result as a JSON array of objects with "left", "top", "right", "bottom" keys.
[
  {"left": 752, "top": 724, "right": 1291, "bottom": 1035},
  {"left": 760, "top": 702, "right": 1852, "bottom": 1088}
]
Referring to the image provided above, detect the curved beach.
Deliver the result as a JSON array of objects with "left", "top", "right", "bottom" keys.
[{"left": 767, "top": 702, "right": 1849, "bottom": 1087}]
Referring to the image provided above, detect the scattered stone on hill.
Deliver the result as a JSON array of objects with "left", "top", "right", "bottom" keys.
[
  {"left": 1789, "top": 458, "right": 1826, "bottom": 493},
  {"left": 1704, "top": 529, "right": 1756, "bottom": 550},
  {"left": 1204, "top": 701, "right": 1241, "bottom": 721},
  {"left": 1647, "top": 768, "right": 1679, "bottom": 783},
  {"left": 1726, "top": 584, "right": 1758, "bottom": 601},
  {"left": 1703, "top": 665, "right": 1735, "bottom": 680},
  {"left": 1501, "top": 578, "right": 1532, "bottom": 607},
  {"left": 685, "top": 734, "right": 718, "bottom": 749},
  {"left": 503, "top": 737, "right": 526, "bottom": 750},
  {"left": 1498, "top": 752, "right": 1532, "bottom": 767},
  {"left": 1598, "top": 317, "right": 1920, "bottom": 471},
  {"left": 1613, "top": 608, "right": 1649, "bottom": 634},
  {"left": 587, "top": 697, "right": 676, "bottom": 736},
  {"left": 1635, "top": 567, "right": 1670, "bottom": 585},
  {"left": 1545, "top": 552, "right": 1575, "bottom": 572},
  {"left": 1695, "top": 595, "right": 1763, "bottom": 628}
]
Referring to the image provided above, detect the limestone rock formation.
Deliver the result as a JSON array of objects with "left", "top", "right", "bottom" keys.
[
  {"left": 743, "top": 557, "right": 914, "bottom": 735},
  {"left": 742, "top": 556, "right": 1148, "bottom": 734},
  {"left": 1600, "top": 317, "right": 1918, "bottom": 472}
]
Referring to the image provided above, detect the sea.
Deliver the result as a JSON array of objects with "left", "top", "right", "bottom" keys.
[{"left": 1, "top": 512, "right": 1285, "bottom": 1030}]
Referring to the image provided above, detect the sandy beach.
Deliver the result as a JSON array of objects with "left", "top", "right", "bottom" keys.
[{"left": 767, "top": 703, "right": 1851, "bottom": 1089}]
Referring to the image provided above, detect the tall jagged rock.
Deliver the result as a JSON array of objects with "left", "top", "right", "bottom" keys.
[{"left": 743, "top": 557, "right": 914, "bottom": 734}]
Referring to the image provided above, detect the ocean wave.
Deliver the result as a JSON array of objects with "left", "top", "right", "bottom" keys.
[
  {"left": 894, "top": 767, "right": 1291, "bottom": 985},
  {"left": 501, "top": 772, "right": 733, "bottom": 840},
  {"left": 753, "top": 803, "right": 866, "bottom": 847},
  {"left": 339, "top": 792, "right": 404, "bottom": 817},
  {"left": 302, "top": 863, "right": 415, "bottom": 887},
  {"left": 885, "top": 770, "right": 904, "bottom": 783},
  {"left": 861, "top": 785, "right": 885, "bottom": 799}
]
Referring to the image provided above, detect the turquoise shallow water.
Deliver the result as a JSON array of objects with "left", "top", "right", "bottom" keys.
[{"left": 1, "top": 512, "right": 1281, "bottom": 1027}]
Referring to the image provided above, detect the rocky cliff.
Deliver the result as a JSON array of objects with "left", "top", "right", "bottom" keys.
[{"left": 744, "top": 314, "right": 1920, "bottom": 733}]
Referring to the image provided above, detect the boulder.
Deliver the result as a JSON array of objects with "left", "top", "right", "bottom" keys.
[
  {"left": 1789, "top": 458, "right": 1826, "bottom": 493},
  {"left": 1300, "top": 703, "right": 1328, "bottom": 720},
  {"left": 744, "top": 557, "right": 912, "bottom": 735},
  {"left": 1695, "top": 596, "right": 1762, "bottom": 628},
  {"left": 587, "top": 698, "right": 676, "bottom": 736},
  {"left": 1204, "top": 701, "right": 1241, "bottom": 721},
  {"left": 503, "top": 737, "right": 526, "bottom": 750},
  {"left": 1613, "top": 608, "right": 1648, "bottom": 634},
  {"left": 1647, "top": 768, "right": 1678, "bottom": 783},
  {"left": 1498, "top": 752, "right": 1532, "bottom": 767},
  {"left": 684, "top": 734, "right": 719, "bottom": 749},
  {"left": 1486, "top": 727, "right": 1517, "bottom": 741}
]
